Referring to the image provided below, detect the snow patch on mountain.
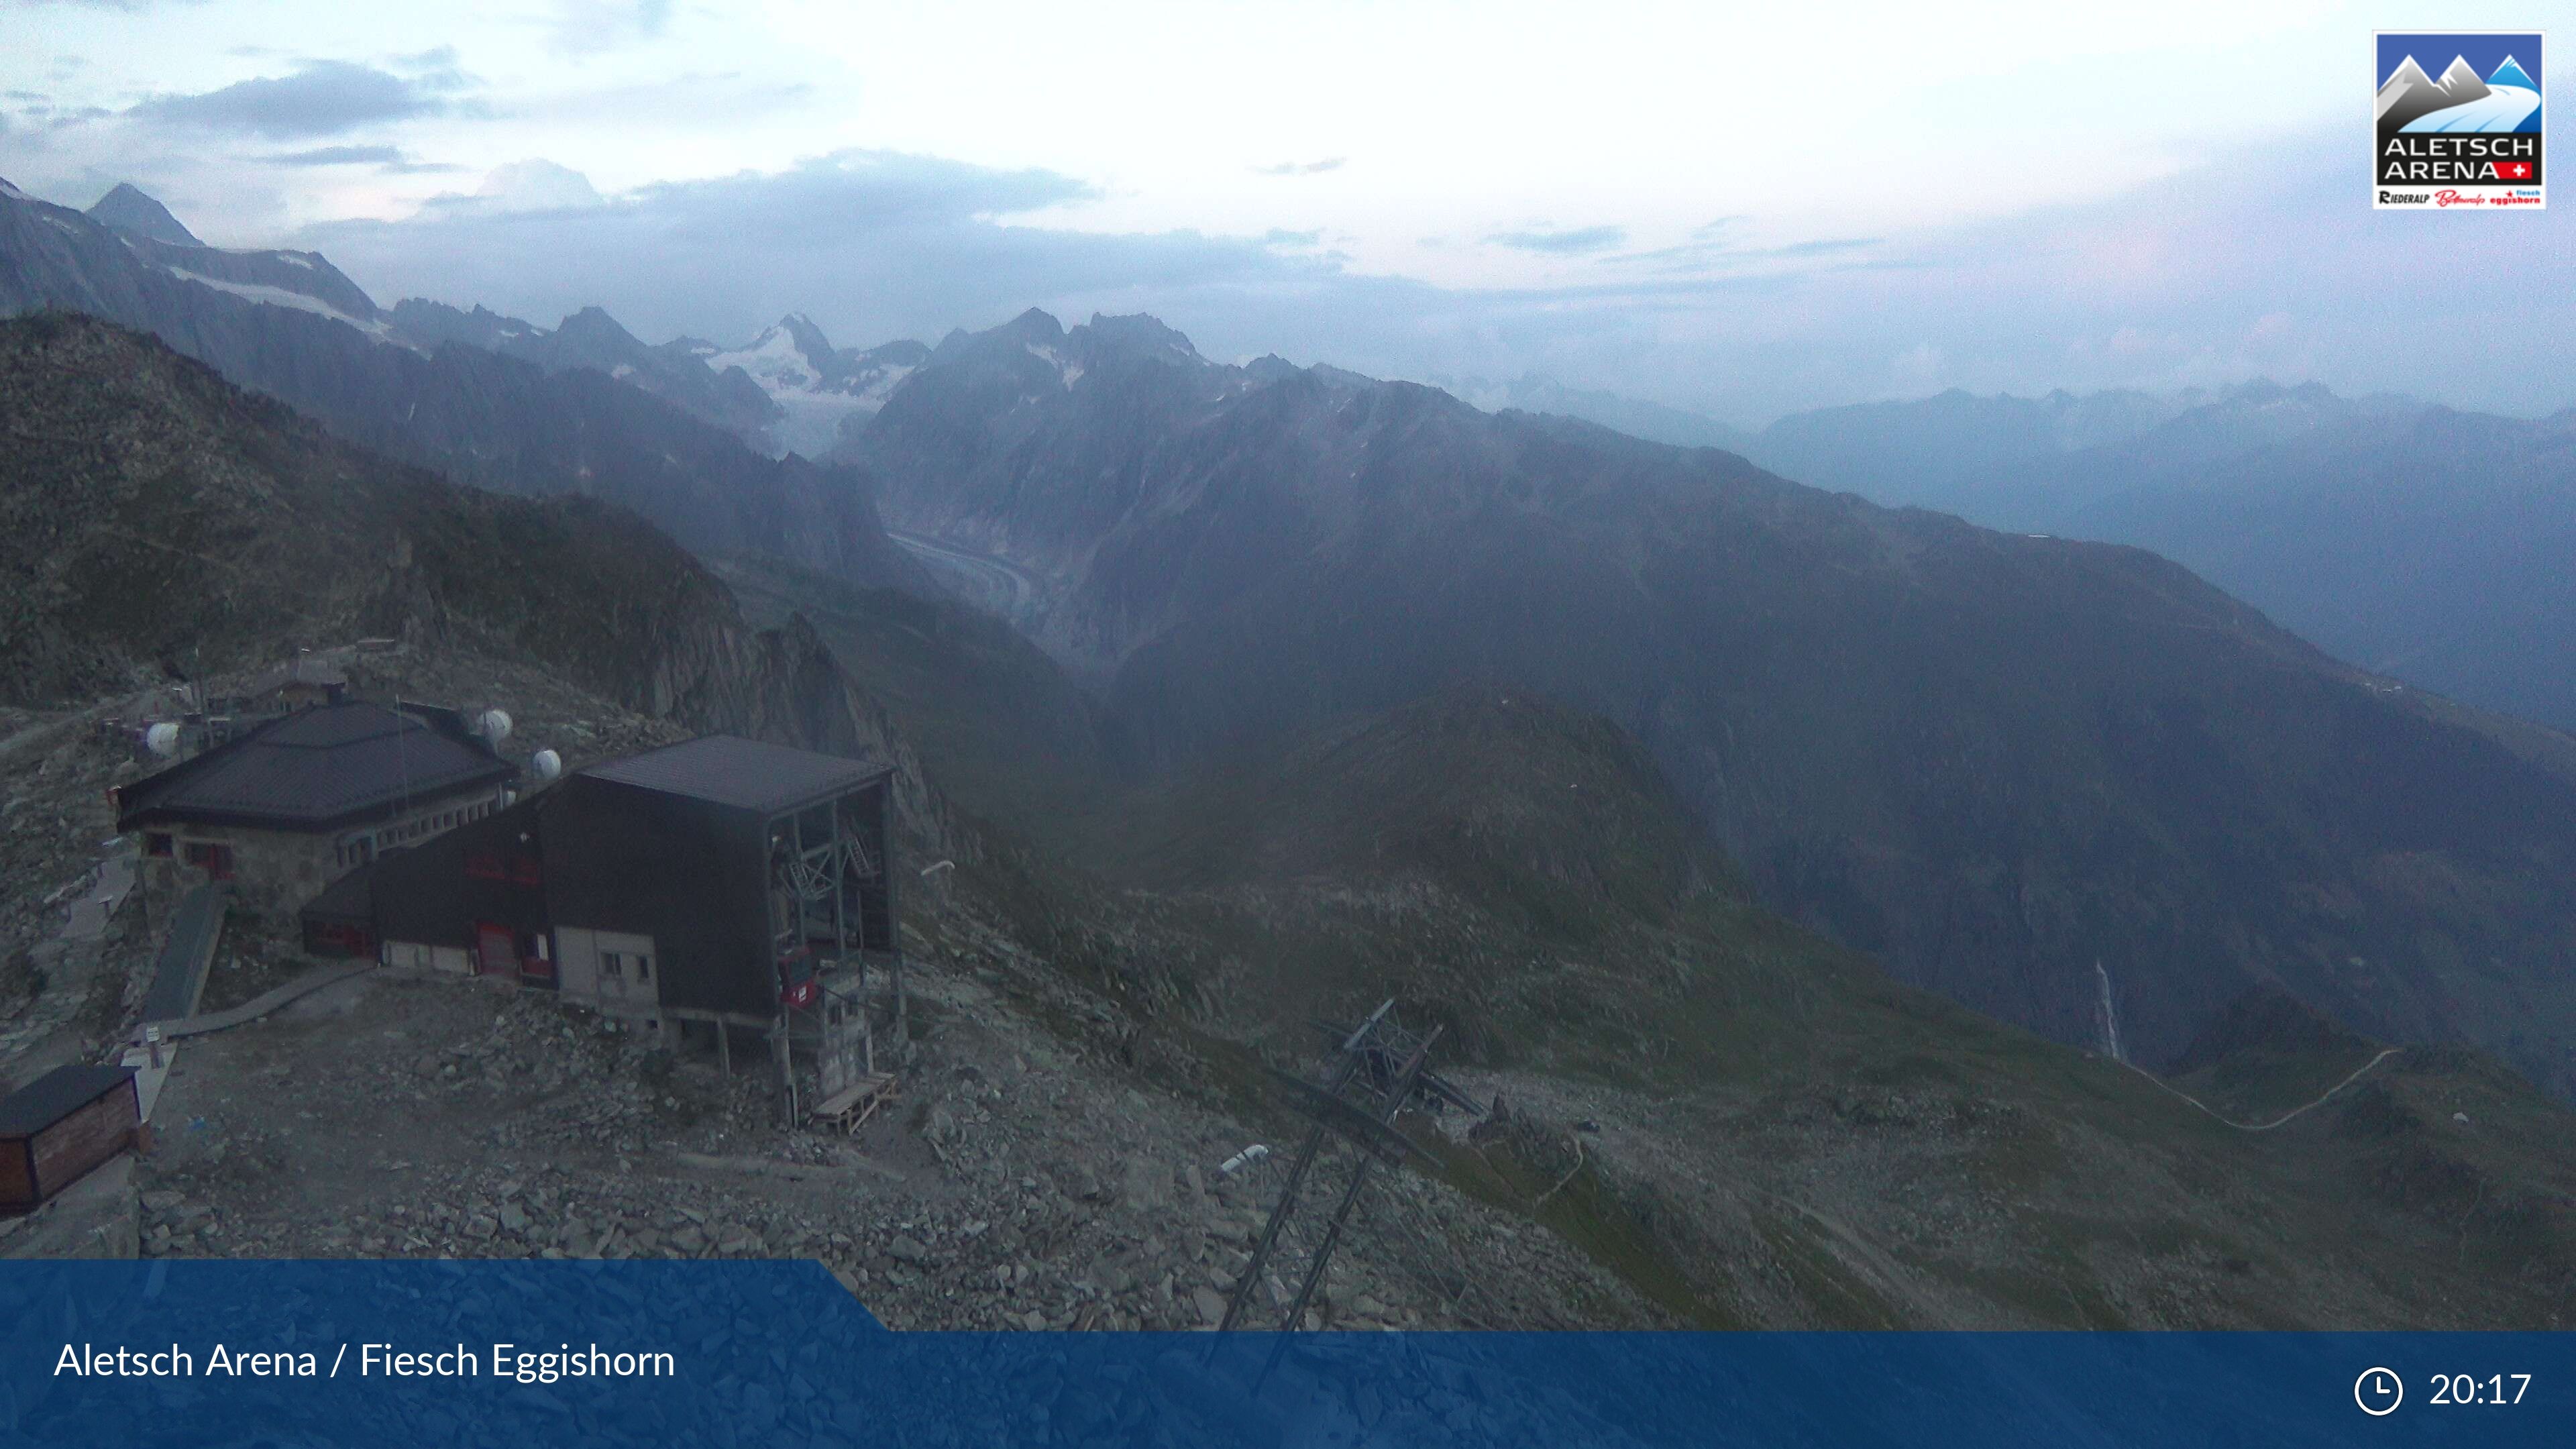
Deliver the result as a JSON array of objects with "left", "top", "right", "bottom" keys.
[
  {"left": 162, "top": 266, "right": 397, "bottom": 343},
  {"left": 706, "top": 322, "right": 820, "bottom": 390},
  {"left": 704, "top": 315, "right": 928, "bottom": 457},
  {"left": 1025, "top": 341, "right": 1085, "bottom": 389}
]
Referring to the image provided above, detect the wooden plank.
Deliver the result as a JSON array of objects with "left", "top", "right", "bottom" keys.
[
  {"left": 26, "top": 1082, "right": 139, "bottom": 1204},
  {"left": 812, "top": 1073, "right": 899, "bottom": 1136},
  {"left": 0, "top": 1140, "right": 33, "bottom": 1212}
]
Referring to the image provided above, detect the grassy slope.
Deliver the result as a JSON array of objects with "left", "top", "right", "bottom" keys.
[{"left": 785, "top": 592, "right": 2576, "bottom": 1327}]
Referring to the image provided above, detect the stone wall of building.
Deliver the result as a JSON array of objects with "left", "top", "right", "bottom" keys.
[{"left": 135, "top": 785, "right": 507, "bottom": 920}]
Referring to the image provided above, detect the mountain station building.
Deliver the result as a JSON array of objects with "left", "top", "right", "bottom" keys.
[
  {"left": 113, "top": 700, "right": 518, "bottom": 921},
  {"left": 301, "top": 735, "right": 902, "bottom": 1112}
]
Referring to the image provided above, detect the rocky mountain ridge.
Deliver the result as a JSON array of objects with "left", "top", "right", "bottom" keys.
[
  {"left": 839, "top": 307, "right": 2576, "bottom": 1099},
  {"left": 1743, "top": 382, "right": 2576, "bottom": 733},
  {"left": 0, "top": 312, "right": 947, "bottom": 853},
  {"left": 0, "top": 179, "right": 928, "bottom": 598}
]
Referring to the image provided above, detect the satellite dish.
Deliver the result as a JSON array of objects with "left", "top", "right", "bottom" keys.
[
  {"left": 145, "top": 722, "right": 181, "bottom": 758},
  {"left": 478, "top": 708, "right": 513, "bottom": 744},
  {"left": 531, "top": 749, "right": 563, "bottom": 782}
]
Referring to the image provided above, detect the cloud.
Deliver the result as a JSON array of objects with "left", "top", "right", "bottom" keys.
[
  {"left": 451, "top": 158, "right": 604, "bottom": 213},
  {"left": 1891, "top": 342, "right": 1946, "bottom": 389},
  {"left": 264, "top": 144, "right": 406, "bottom": 166},
  {"left": 1252, "top": 158, "right": 1344, "bottom": 176},
  {"left": 1262, "top": 227, "right": 1322, "bottom": 247},
  {"left": 390, "top": 46, "right": 463, "bottom": 72},
  {"left": 129, "top": 60, "right": 468, "bottom": 138},
  {"left": 254, "top": 143, "right": 464, "bottom": 176},
  {"left": 1485, "top": 224, "right": 1627, "bottom": 256},
  {"left": 1608, "top": 233, "right": 1882, "bottom": 276},
  {"left": 549, "top": 0, "right": 674, "bottom": 57},
  {"left": 297, "top": 149, "right": 1181, "bottom": 347},
  {"left": 268, "top": 124, "right": 2569, "bottom": 431}
]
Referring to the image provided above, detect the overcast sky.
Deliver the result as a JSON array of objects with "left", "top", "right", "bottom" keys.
[{"left": 3, "top": 0, "right": 2569, "bottom": 423}]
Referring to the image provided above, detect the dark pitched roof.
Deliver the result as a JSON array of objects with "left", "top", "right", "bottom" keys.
[
  {"left": 116, "top": 700, "right": 514, "bottom": 833},
  {"left": 0, "top": 1064, "right": 136, "bottom": 1136},
  {"left": 580, "top": 735, "right": 890, "bottom": 816}
]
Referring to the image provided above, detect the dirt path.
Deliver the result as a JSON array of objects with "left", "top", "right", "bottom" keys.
[{"left": 2118, "top": 1048, "right": 2402, "bottom": 1132}]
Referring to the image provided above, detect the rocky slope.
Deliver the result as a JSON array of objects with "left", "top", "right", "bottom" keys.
[
  {"left": 0, "top": 312, "right": 945, "bottom": 851},
  {"left": 841, "top": 309, "right": 2576, "bottom": 1099},
  {"left": 1068, "top": 689, "right": 2576, "bottom": 1329},
  {"left": 8, "top": 319, "right": 2569, "bottom": 1331}
]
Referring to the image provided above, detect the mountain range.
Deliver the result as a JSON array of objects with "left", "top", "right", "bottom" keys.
[
  {"left": 0, "top": 177, "right": 927, "bottom": 597},
  {"left": 835, "top": 307, "right": 2576, "bottom": 1099},
  {"left": 1734, "top": 382, "right": 2576, "bottom": 734},
  {"left": 15, "top": 313, "right": 2576, "bottom": 1320},
  {"left": 11, "top": 178, "right": 2576, "bottom": 1107}
]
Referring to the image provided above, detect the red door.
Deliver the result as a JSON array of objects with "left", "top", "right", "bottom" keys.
[{"left": 474, "top": 923, "right": 515, "bottom": 977}]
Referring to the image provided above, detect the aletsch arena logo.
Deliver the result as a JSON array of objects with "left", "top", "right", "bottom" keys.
[{"left": 2375, "top": 31, "right": 2546, "bottom": 209}]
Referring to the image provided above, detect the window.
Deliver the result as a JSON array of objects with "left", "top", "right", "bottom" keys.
[
  {"left": 634, "top": 956, "right": 651, "bottom": 983},
  {"left": 146, "top": 833, "right": 172, "bottom": 857},
  {"left": 600, "top": 951, "right": 624, "bottom": 981}
]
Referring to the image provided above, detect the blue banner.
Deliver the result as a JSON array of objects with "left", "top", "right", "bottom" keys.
[{"left": 0, "top": 1260, "right": 2567, "bottom": 1446}]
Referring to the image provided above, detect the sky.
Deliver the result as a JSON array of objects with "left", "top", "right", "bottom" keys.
[{"left": 1, "top": 0, "right": 2571, "bottom": 425}]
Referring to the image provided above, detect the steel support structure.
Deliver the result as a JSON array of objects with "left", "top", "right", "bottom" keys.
[{"left": 1216, "top": 998, "right": 1444, "bottom": 1373}]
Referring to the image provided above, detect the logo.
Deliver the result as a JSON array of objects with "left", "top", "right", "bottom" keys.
[{"left": 2376, "top": 32, "right": 2545, "bottom": 209}]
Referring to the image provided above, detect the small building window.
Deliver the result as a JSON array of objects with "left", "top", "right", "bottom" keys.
[
  {"left": 633, "top": 957, "right": 651, "bottom": 983},
  {"left": 600, "top": 951, "right": 624, "bottom": 981},
  {"left": 146, "top": 833, "right": 173, "bottom": 857},
  {"left": 184, "top": 843, "right": 235, "bottom": 881}
]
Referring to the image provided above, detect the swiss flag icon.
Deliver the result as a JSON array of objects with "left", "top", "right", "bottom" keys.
[{"left": 2498, "top": 160, "right": 2535, "bottom": 180}]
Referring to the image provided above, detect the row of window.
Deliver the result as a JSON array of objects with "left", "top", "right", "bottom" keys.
[
  {"left": 144, "top": 835, "right": 239, "bottom": 879},
  {"left": 600, "top": 950, "right": 653, "bottom": 984},
  {"left": 331, "top": 799, "right": 498, "bottom": 869}
]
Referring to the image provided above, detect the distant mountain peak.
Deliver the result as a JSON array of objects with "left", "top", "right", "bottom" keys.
[
  {"left": 87, "top": 181, "right": 203, "bottom": 248},
  {"left": 1004, "top": 307, "right": 1066, "bottom": 341},
  {"left": 555, "top": 305, "right": 643, "bottom": 346},
  {"left": 2491, "top": 55, "right": 2537, "bottom": 89},
  {"left": 1077, "top": 312, "right": 1202, "bottom": 364},
  {"left": 775, "top": 312, "right": 838, "bottom": 361}
]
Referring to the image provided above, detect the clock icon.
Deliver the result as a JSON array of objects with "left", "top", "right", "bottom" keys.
[{"left": 2356, "top": 1367, "right": 2404, "bottom": 1417}]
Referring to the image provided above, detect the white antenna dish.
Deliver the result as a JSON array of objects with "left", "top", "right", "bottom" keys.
[
  {"left": 145, "top": 722, "right": 181, "bottom": 758},
  {"left": 478, "top": 708, "right": 513, "bottom": 744},
  {"left": 531, "top": 749, "right": 563, "bottom": 782}
]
